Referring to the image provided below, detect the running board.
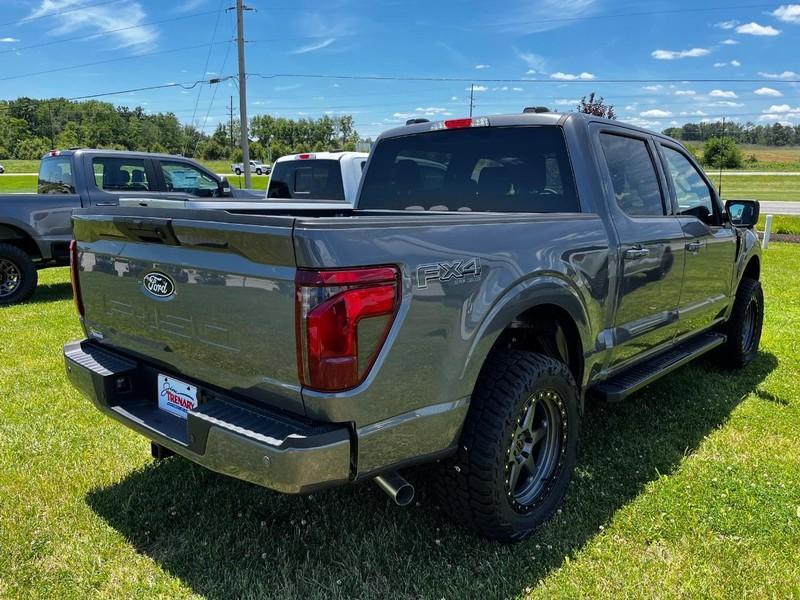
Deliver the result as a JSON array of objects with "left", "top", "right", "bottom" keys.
[{"left": 593, "top": 332, "right": 727, "bottom": 402}]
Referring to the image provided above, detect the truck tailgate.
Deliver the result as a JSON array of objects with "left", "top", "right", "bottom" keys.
[{"left": 72, "top": 209, "right": 304, "bottom": 414}]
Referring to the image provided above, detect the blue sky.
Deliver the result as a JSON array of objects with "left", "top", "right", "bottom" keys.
[{"left": 1, "top": 0, "right": 800, "bottom": 139}]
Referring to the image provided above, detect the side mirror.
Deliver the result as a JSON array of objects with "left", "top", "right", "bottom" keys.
[
  {"left": 725, "top": 199, "right": 760, "bottom": 228},
  {"left": 219, "top": 176, "right": 232, "bottom": 197}
]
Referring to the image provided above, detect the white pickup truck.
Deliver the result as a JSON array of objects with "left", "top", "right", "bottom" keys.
[
  {"left": 230, "top": 160, "right": 271, "bottom": 176},
  {"left": 266, "top": 151, "right": 368, "bottom": 204}
]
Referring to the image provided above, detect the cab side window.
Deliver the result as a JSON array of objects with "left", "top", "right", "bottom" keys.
[
  {"left": 599, "top": 133, "right": 665, "bottom": 217},
  {"left": 93, "top": 158, "right": 150, "bottom": 192},
  {"left": 160, "top": 161, "right": 219, "bottom": 197},
  {"left": 661, "top": 146, "right": 717, "bottom": 224}
]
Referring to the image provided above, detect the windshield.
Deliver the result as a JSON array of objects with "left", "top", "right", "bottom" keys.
[
  {"left": 267, "top": 160, "right": 345, "bottom": 200},
  {"left": 358, "top": 125, "right": 580, "bottom": 213}
]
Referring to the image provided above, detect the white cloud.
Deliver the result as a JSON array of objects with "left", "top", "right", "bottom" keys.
[
  {"left": 624, "top": 104, "right": 638, "bottom": 111},
  {"left": 715, "top": 20, "right": 739, "bottom": 29},
  {"left": 707, "top": 100, "right": 744, "bottom": 107},
  {"left": 26, "top": 0, "right": 156, "bottom": 49},
  {"left": 772, "top": 4, "right": 800, "bottom": 24},
  {"left": 674, "top": 90, "right": 696, "bottom": 96},
  {"left": 679, "top": 110, "right": 708, "bottom": 116},
  {"left": 765, "top": 104, "right": 795, "bottom": 113},
  {"left": 640, "top": 109, "right": 672, "bottom": 118},
  {"left": 713, "top": 60, "right": 741, "bottom": 68},
  {"left": 451, "top": 96, "right": 459, "bottom": 101},
  {"left": 651, "top": 47, "right": 710, "bottom": 60},
  {"left": 495, "top": 0, "right": 599, "bottom": 34},
  {"left": 736, "top": 22, "right": 781, "bottom": 36},
  {"left": 289, "top": 38, "right": 336, "bottom": 54},
  {"left": 0, "top": 37, "right": 19, "bottom": 43},
  {"left": 553, "top": 99, "right": 579, "bottom": 106},
  {"left": 642, "top": 84, "right": 664, "bottom": 92},
  {"left": 550, "top": 71, "right": 595, "bottom": 80},
  {"left": 731, "top": 60, "right": 742, "bottom": 67},
  {"left": 415, "top": 107, "right": 450, "bottom": 114},
  {"left": 758, "top": 70, "right": 799, "bottom": 79},
  {"left": 709, "top": 89, "right": 738, "bottom": 98},
  {"left": 720, "top": 38, "right": 739, "bottom": 45},
  {"left": 474, "top": 64, "right": 490, "bottom": 70},
  {"left": 625, "top": 118, "right": 661, "bottom": 128},
  {"left": 467, "top": 85, "right": 488, "bottom": 92},
  {"left": 754, "top": 87, "right": 783, "bottom": 97},
  {"left": 512, "top": 87, "right": 523, "bottom": 92},
  {"left": 516, "top": 51, "right": 547, "bottom": 73}
]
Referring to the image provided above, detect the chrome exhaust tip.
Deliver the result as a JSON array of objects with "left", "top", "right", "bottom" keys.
[{"left": 374, "top": 471, "right": 415, "bottom": 507}]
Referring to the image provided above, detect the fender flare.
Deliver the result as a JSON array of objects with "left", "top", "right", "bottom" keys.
[{"left": 459, "top": 273, "right": 593, "bottom": 398}]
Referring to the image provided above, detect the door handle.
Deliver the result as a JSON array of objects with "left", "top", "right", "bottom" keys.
[
  {"left": 686, "top": 241, "right": 704, "bottom": 252},
  {"left": 623, "top": 247, "right": 650, "bottom": 260}
]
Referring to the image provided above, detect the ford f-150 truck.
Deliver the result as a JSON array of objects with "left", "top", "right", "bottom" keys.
[
  {"left": 63, "top": 112, "right": 763, "bottom": 542},
  {"left": 0, "top": 149, "right": 260, "bottom": 305}
]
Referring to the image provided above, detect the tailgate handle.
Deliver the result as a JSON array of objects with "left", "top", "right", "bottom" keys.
[{"left": 113, "top": 217, "right": 180, "bottom": 246}]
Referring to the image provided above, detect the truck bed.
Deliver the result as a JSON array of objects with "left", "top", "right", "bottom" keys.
[{"left": 72, "top": 206, "right": 609, "bottom": 425}]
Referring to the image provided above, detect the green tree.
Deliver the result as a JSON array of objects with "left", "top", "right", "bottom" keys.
[
  {"left": 702, "top": 137, "right": 743, "bottom": 169},
  {"left": 14, "top": 136, "right": 51, "bottom": 160}
]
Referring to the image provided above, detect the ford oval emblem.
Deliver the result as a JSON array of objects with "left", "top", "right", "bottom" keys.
[{"left": 142, "top": 272, "right": 175, "bottom": 299}]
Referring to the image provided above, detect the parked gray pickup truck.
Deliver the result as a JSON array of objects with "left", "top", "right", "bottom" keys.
[
  {"left": 0, "top": 149, "right": 259, "bottom": 305},
  {"left": 63, "top": 112, "right": 763, "bottom": 542}
]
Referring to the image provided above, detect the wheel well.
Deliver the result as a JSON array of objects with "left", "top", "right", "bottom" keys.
[
  {"left": 0, "top": 224, "right": 41, "bottom": 260},
  {"left": 490, "top": 304, "right": 583, "bottom": 385},
  {"left": 742, "top": 256, "right": 760, "bottom": 281}
]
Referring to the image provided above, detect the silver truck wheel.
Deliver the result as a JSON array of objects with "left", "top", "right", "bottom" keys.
[{"left": 0, "top": 243, "right": 38, "bottom": 306}]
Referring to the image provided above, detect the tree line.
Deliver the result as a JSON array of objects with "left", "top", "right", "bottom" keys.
[
  {"left": 662, "top": 121, "right": 800, "bottom": 147},
  {"left": 0, "top": 97, "right": 360, "bottom": 161}
]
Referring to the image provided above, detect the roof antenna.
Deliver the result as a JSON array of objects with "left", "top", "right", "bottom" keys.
[{"left": 718, "top": 117, "right": 726, "bottom": 198}]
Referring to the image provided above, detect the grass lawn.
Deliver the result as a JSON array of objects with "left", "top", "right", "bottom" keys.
[
  {"left": 719, "top": 174, "right": 800, "bottom": 201},
  {"left": 758, "top": 214, "right": 800, "bottom": 236},
  {"left": 1, "top": 245, "right": 799, "bottom": 598}
]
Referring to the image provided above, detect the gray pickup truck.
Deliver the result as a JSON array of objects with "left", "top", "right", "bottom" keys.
[
  {"left": 0, "top": 149, "right": 259, "bottom": 305},
  {"left": 63, "top": 112, "right": 763, "bottom": 542}
]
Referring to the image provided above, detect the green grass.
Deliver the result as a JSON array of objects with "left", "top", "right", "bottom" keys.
[
  {"left": 1, "top": 246, "right": 799, "bottom": 598},
  {"left": 0, "top": 159, "right": 41, "bottom": 174},
  {"left": 718, "top": 174, "right": 800, "bottom": 201},
  {"left": 758, "top": 214, "right": 800, "bottom": 236}
]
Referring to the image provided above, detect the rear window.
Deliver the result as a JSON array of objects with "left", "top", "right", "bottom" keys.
[
  {"left": 358, "top": 126, "right": 580, "bottom": 212},
  {"left": 38, "top": 156, "right": 75, "bottom": 194},
  {"left": 267, "top": 160, "right": 345, "bottom": 200}
]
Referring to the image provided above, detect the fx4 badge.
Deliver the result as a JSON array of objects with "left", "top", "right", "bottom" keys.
[{"left": 416, "top": 258, "right": 482, "bottom": 289}]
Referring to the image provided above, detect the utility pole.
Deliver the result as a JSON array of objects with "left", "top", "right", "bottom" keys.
[
  {"left": 235, "top": 0, "right": 253, "bottom": 188},
  {"left": 229, "top": 95, "right": 235, "bottom": 153},
  {"left": 718, "top": 117, "right": 726, "bottom": 197},
  {"left": 469, "top": 84, "right": 475, "bottom": 118}
]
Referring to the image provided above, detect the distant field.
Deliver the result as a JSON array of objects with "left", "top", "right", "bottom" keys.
[
  {"left": 685, "top": 143, "right": 800, "bottom": 171},
  {"left": 720, "top": 175, "right": 800, "bottom": 201}
]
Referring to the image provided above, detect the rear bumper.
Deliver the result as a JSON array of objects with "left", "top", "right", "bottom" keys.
[{"left": 64, "top": 340, "right": 351, "bottom": 494}]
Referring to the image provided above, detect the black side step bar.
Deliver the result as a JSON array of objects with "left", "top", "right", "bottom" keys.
[{"left": 593, "top": 332, "right": 726, "bottom": 402}]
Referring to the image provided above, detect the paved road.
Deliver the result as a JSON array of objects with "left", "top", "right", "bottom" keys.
[
  {"left": 719, "top": 171, "right": 800, "bottom": 176},
  {"left": 760, "top": 201, "right": 800, "bottom": 215}
]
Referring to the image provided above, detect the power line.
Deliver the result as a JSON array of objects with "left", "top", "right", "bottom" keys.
[
  {"left": 0, "top": 8, "right": 224, "bottom": 55},
  {"left": 0, "top": 0, "right": 126, "bottom": 28},
  {"left": 188, "top": 0, "right": 227, "bottom": 142},
  {"left": 0, "top": 41, "right": 232, "bottom": 82},
  {"left": 250, "top": 73, "right": 800, "bottom": 84},
  {"left": 0, "top": 77, "right": 233, "bottom": 111},
  {"left": 195, "top": 16, "right": 236, "bottom": 151}
]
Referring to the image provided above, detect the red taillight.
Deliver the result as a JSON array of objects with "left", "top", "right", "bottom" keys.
[
  {"left": 295, "top": 266, "right": 400, "bottom": 392},
  {"left": 297, "top": 153, "right": 312, "bottom": 160},
  {"left": 69, "top": 240, "right": 84, "bottom": 317}
]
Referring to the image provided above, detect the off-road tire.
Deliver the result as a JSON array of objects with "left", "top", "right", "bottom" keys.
[
  {"left": 234, "top": 168, "right": 242, "bottom": 175},
  {"left": 0, "top": 243, "right": 38, "bottom": 306},
  {"left": 435, "top": 351, "right": 580, "bottom": 542},
  {"left": 720, "top": 277, "right": 763, "bottom": 368}
]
